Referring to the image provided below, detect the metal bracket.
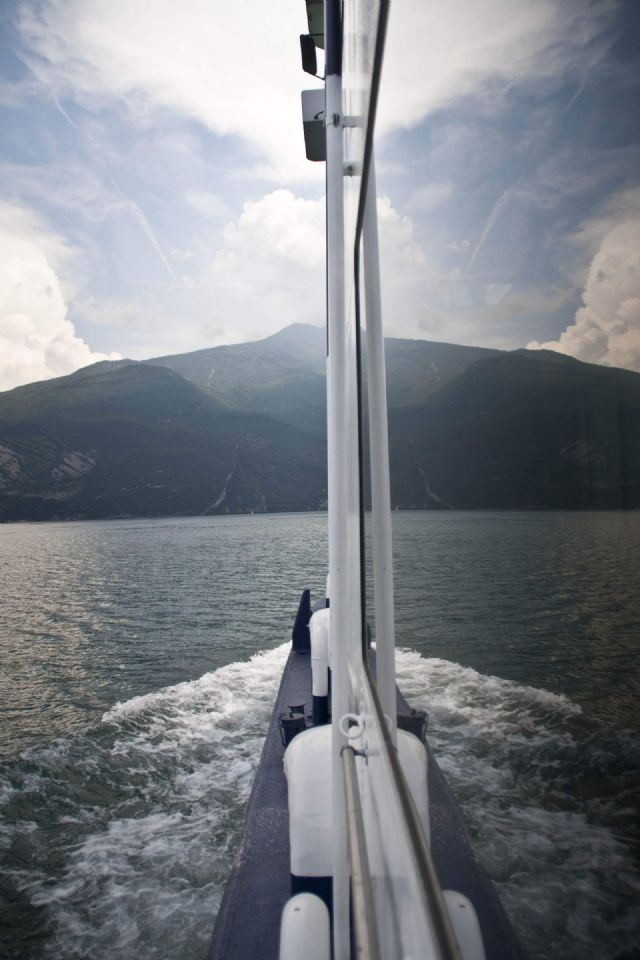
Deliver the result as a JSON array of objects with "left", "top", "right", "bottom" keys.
[
  {"left": 338, "top": 712, "right": 365, "bottom": 739},
  {"left": 324, "top": 113, "right": 361, "bottom": 129},
  {"left": 341, "top": 743, "right": 367, "bottom": 760}
]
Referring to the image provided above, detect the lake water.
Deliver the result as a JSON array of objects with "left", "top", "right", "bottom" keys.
[{"left": 0, "top": 512, "right": 638, "bottom": 959}]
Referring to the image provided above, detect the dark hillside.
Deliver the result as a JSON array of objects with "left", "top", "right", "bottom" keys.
[
  {"left": 149, "top": 325, "right": 498, "bottom": 436},
  {"left": 389, "top": 350, "right": 640, "bottom": 509},
  {"left": 0, "top": 362, "right": 326, "bottom": 521},
  {"left": 1, "top": 325, "right": 638, "bottom": 520},
  {"left": 148, "top": 324, "right": 328, "bottom": 435}
]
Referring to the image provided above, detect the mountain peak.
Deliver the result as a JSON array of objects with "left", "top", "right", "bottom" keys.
[{"left": 263, "top": 322, "right": 324, "bottom": 344}]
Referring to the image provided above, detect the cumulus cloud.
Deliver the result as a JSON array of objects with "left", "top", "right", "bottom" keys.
[
  {"left": 206, "top": 190, "right": 326, "bottom": 341},
  {"left": 188, "top": 189, "right": 435, "bottom": 345},
  {"left": 0, "top": 202, "right": 120, "bottom": 391},
  {"left": 528, "top": 219, "right": 640, "bottom": 372},
  {"left": 72, "top": 191, "right": 340, "bottom": 359},
  {"left": 376, "top": 196, "right": 437, "bottom": 337},
  {"left": 202, "top": 187, "right": 565, "bottom": 349}
]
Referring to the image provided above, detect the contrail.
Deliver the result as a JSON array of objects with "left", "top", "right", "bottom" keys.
[
  {"left": 467, "top": 168, "right": 527, "bottom": 275},
  {"left": 51, "top": 95, "right": 178, "bottom": 283},
  {"left": 53, "top": 96, "right": 78, "bottom": 130},
  {"left": 467, "top": 189, "right": 513, "bottom": 274},
  {"left": 116, "top": 189, "right": 179, "bottom": 283},
  {"left": 562, "top": 76, "right": 587, "bottom": 115}
]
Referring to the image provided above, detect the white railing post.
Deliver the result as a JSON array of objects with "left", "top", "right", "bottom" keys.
[{"left": 324, "top": 2, "right": 350, "bottom": 958}]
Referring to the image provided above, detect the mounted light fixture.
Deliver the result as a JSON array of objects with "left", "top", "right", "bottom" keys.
[
  {"left": 300, "top": 34, "right": 319, "bottom": 77},
  {"left": 301, "top": 89, "right": 326, "bottom": 162},
  {"left": 304, "top": 0, "right": 325, "bottom": 49}
]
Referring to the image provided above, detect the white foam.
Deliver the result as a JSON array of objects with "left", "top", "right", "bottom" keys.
[
  {"left": 0, "top": 778, "right": 16, "bottom": 809},
  {"left": 394, "top": 647, "right": 640, "bottom": 959},
  {"left": 3, "top": 643, "right": 289, "bottom": 960},
  {"left": 396, "top": 647, "right": 582, "bottom": 717},
  {"left": 3, "top": 644, "right": 638, "bottom": 960},
  {"left": 104, "top": 642, "right": 289, "bottom": 723}
]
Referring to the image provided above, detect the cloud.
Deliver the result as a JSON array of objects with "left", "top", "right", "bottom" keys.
[
  {"left": 14, "top": 0, "right": 614, "bottom": 184},
  {"left": 202, "top": 188, "right": 574, "bottom": 351},
  {"left": 408, "top": 181, "right": 455, "bottom": 215},
  {"left": 0, "top": 157, "right": 125, "bottom": 224},
  {"left": 66, "top": 191, "right": 329, "bottom": 360},
  {"left": 562, "top": 187, "right": 640, "bottom": 286},
  {"left": 16, "top": 0, "right": 315, "bottom": 183},
  {"left": 208, "top": 189, "right": 326, "bottom": 341},
  {"left": 185, "top": 190, "right": 234, "bottom": 222},
  {"left": 375, "top": 195, "right": 436, "bottom": 336},
  {"left": 0, "top": 156, "right": 179, "bottom": 284},
  {"left": 0, "top": 201, "right": 120, "bottom": 391},
  {"left": 528, "top": 219, "right": 640, "bottom": 372},
  {"left": 184, "top": 189, "right": 435, "bottom": 347},
  {"left": 379, "top": 0, "right": 614, "bottom": 132}
]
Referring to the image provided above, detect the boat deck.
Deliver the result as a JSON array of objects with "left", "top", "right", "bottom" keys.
[
  {"left": 208, "top": 645, "right": 520, "bottom": 960},
  {"left": 208, "top": 648, "right": 308, "bottom": 960}
]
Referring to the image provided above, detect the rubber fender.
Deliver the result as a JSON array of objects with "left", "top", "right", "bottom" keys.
[
  {"left": 284, "top": 726, "right": 333, "bottom": 877},
  {"left": 443, "top": 890, "right": 487, "bottom": 960},
  {"left": 309, "top": 608, "right": 331, "bottom": 696},
  {"left": 279, "top": 893, "right": 330, "bottom": 960}
]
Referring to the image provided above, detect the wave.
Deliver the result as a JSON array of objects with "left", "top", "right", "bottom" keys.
[
  {"left": 395, "top": 648, "right": 640, "bottom": 960},
  {"left": 0, "top": 644, "right": 288, "bottom": 960},
  {"left": 1, "top": 644, "right": 638, "bottom": 960}
]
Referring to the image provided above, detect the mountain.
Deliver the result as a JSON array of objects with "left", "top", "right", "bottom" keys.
[
  {"left": 0, "top": 359, "right": 326, "bottom": 522},
  {"left": 389, "top": 349, "right": 640, "bottom": 510},
  {"left": 147, "top": 323, "right": 328, "bottom": 435},
  {"left": 0, "top": 324, "right": 638, "bottom": 521},
  {"left": 147, "top": 323, "right": 498, "bottom": 435}
]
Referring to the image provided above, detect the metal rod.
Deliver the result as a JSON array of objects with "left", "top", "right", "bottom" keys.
[
  {"left": 342, "top": 746, "right": 382, "bottom": 960},
  {"left": 362, "top": 155, "right": 397, "bottom": 744},
  {"left": 363, "top": 662, "right": 463, "bottom": 960}
]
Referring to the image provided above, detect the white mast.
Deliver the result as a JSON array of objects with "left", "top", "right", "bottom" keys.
[{"left": 324, "top": 2, "right": 353, "bottom": 959}]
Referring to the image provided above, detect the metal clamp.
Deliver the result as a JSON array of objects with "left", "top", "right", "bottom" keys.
[
  {"left": 324, "top": 113, "right": 361, "bottom": 129},
  {"left": 344, "top": 161, "right": 363, "bottom": 177}
]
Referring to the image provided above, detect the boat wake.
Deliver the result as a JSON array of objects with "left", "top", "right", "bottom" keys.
[
  {"left": 0, "top": 644, "right": 289, "bottom": 960},
  {"left": 395, "top": 649, "right": 640, "bottom": 960},
  {"left": 0, "top": 645, "right": 638, "bottom": 960}
]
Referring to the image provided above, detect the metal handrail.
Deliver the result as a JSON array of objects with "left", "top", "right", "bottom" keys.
[
  {"left": 341, "top": 745, "right": 382, "bottom": 960},
  {"left": 363, "top": 661, "right": 463, "bottom": 960}
]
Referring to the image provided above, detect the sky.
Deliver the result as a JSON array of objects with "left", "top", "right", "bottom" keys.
[{"left": 0, "top": 0, "right": 639, "bottom": 391}]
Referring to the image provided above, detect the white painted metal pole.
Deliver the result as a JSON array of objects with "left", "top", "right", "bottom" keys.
[
  {"left": 324, "top": 2, "right": 350, "bottom": 958},
  {"left": 363, "top": 157, "right": 397, "bottom": 743}
]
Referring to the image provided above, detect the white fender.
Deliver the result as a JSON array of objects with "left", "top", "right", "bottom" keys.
[
  {"left": 309, "top": 608, "right": 331, "bottom": 696},
  {"left": 443, "top": 890, "right": 486, "bottom": 960},
  {"left": 279, "top": 893, "right": 330, "bottom": 960},
  {"left": 284, "top": 725, "right": 333, "bottom": 876}
]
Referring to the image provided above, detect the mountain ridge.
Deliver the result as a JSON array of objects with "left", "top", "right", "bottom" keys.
[{"left": 1, "top": 324, "right": 638, "bottom": 520}]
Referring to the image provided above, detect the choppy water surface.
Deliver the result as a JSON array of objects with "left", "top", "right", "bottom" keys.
[{"left": 0, "top": 512, "right": 639, "bottom": 959}]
